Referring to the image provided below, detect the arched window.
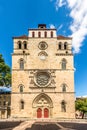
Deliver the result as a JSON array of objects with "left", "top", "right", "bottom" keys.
[
  {"left": 18, "top": 41, "right": 22, "bottom": 49},
  {"left": 59, "top": 42, "right": 62, "bottom": 50},
  {"left": 20, "top": 100, "right": 24, "bottom": 109},
  {"left": 44, "top": 31, "right": 47, "bottom": 38},
  {"left": 62, "top": 84, "right": 66, "bottom": 92},
  {"left": 61, "top": 59, "right": 67, "bottom": 70},
  {"left": 61, "top": 100, "right": 66, "bottom": 112},
  {"left": 64, "top": 42, "right": 67, "bottom": 50},
  {"left": 38, "top": 32, "right": 41, "bottom": 38},
  {"left": 24, "top": 43, "right": 27, "bottom": 49},
  {"left": 19, "top": 59, "right": 24, "bottom": 70},
  {"left": 51, "top": 31, "right": 53, "bottom": 38},
  {"left": 23, "top": 41, "right": 27, "bottom": 49},
  {"left": 32, "top": 31, "right": 35, "bottom": 37},
  {"left": 20, "top": 86, "right": 23, "bottom": 93}
]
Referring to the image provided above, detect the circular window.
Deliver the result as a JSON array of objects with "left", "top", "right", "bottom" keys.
[
  {"left": 36, "top": 72, "right": 50, "bottom": 87},
  {"left": 38, "top": 42, "right": 48, "bottom": 50}
]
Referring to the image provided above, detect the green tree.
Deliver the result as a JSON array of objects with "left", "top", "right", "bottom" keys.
[
  {"left": 75, "top": 98, "right": 87, "bottom": 119},
  {"left": 0, "top": 54, "right": 11, "bottom": 86}
]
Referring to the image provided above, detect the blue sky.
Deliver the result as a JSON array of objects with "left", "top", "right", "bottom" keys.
[{"left": 0, "top": 0, "right": 87, "bottom": 97}]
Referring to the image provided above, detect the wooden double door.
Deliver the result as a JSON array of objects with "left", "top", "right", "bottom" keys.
[{"left": 37, "top": 108, "right": 49, "bottom": 118}]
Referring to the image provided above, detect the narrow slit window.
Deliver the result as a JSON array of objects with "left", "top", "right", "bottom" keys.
[
  {"left": 20, "top": 59, "right": 24, "bottom": 70},
  {"left": 61, "top": 59, "right": 67, "bottom": 70},
  {"left": 51, "top": 31, "right": 53, "bottom": 38},
  {"left": 44, "top": 31, "right": 47, "bottom": 38},
  {"left": 61, "top": 101, "right": 66, "bottom": 112},
  {"left": 20, "top": 86, "right": 23, "bottom": 93},
  {"left": 62, "top": 84, "right": 66, "bottom": 92},
  {"left": 64, "top": 42, "right": 67, "bottom": 50},
  {"left": 18, "top": 41, "right": 22, "bottom": 49},
  {"left": 38, "top": 32, "right": 41, "bottom": 38},
  {"left": 20, "top": 101, "right": 24, "bottom": 109},
  {"left": 32, "top": 32, "right": 35, "bottom": 37},
  {"left": 59, "top": 42, "right": 62, "bottom": 50}
]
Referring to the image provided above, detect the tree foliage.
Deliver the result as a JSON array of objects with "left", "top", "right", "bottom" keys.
[
  {"left": 75, "top": 98, "right": 87, "bottom": 118},
  {"left": 0, "top": 54, "right": 11, "bottom": 86}
]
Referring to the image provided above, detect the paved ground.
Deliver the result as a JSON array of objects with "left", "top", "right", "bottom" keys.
[
  {"left": 0, "top": 120, "right": 87, "bottom": 130},
  {"left": 0, "top": 121, "right": 22, "bottom": 130},
  {"left": 26, "top": 122, "right": 87, "bottom": 130}
]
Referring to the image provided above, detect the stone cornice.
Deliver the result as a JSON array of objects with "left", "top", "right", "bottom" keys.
[
  {"left": 12, "top": 53, "right": 30, "bottom": 55},
  {"left": 28, "top": 28, "right": 56, "bottom": 31},
  {"left": 55, "top": 53, "right": 73, "bottom": 56},
  {"left": 12, "top": 69, "right": 74, "bottom": 71},
  {"left": 11, "top": 92, "right": 75, "bottom": 94},
  {"left": 29, "top": 87, "right": 56, "bottom": 89}
]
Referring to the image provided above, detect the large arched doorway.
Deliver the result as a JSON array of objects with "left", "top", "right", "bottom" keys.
[{"left": 33, "top": 93, "right": 53, "bottom": 118}]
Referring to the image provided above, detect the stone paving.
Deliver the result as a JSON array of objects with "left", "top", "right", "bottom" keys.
[
  {"left": 13, "top": 121, "right": 35, "bottom": 130},
  {"left": 0, "top": 121, "right": 22, "bottom": 130},
  {"left": 0, "top": 119, "right": 87, "bottom": 130}
]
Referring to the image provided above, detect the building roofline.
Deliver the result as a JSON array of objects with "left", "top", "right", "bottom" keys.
[
  {"left": 12, "top": 35, "right": 72, "bottom": 40},
  {"left": 28, "top": 28, "right": 57, "bottom": 31},
  {"left": 12, "top": 35, "right": 28, "bottom": 39},
  {"left": 57, "top": 35, "right": 72, "bottom": 39}
]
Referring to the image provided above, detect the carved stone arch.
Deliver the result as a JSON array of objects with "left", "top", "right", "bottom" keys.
[
  {"left": 32, "top": 93, "right": 53, "bottom": 108},
  {"left": 18, "top": 84, "right": 25, "bottom": 88},
  {"left": 23, "top": 40, "right": 27, "bottom": 44},
  {"left": 61, "top": 82, "right": 68, "bottom": 87},
  {"left": 18, "top": 58, "right": 24, "bottom": 63},
  {"left": 18, "top": 58, "right": 26, "bottom": 64},
  {"left": 38, "top": 51, "right": 48, "bottom": 56},
  {"left": 38, "top": 51, "right": 48, "bottom": 60},
  {"left": 62, "top": 58, "right": 67, "bottom": 63}
]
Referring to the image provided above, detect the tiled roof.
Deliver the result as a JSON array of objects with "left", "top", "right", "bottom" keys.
[
  {"left": 57, "top": 35, "right": 72, "bottom": 39},
  {"left": 13, "top": 35, "right": 28, "bottom": 39}
]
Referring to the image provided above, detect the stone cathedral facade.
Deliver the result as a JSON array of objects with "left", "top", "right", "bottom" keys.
[{"left": 11, "top": 24, "right": 75, "bottom": 119}]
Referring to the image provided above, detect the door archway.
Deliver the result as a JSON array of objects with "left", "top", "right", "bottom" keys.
[
  {"left": 32, "top": 93, "right": 53, "bottom": 118},
  {"left": 37, "top": 108, "right": 42, "bottom": 118},
  {"left": 44, "top": 108, "right": 49, "bottom": 118}
]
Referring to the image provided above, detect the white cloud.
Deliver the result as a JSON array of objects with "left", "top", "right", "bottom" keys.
[
  {"left": 49, "top": 24, "right": 63, "bottom": 31},
  {"left": 57, "top": 24, "right": 63, "bottom": 31},
  {"left": 52, "top": 0, "right": 87, "bottom": 53},
  {"left": 67, "top": 0, "right": 77, "bottom": 8},
  {"left": 55, "top": 0, "right": 66, "bottom": 10},
  {"left": 49, "top": 24, "right": 56, "bottom": 29},
  {"left": 77, "top": 95, "right": 87, "bottom": 98}
]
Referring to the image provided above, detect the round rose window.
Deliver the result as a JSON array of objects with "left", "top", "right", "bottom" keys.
[
  {"left": 36, "top": 72, "right": 50, "bottom": 87},
  {"left": 38, "top": 42, "right": 48, "bottom": 50}
]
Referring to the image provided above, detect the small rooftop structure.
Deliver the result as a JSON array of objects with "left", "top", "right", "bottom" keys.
[{"left": 38, "top": 24, "right": 46, "bottom": 29}]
